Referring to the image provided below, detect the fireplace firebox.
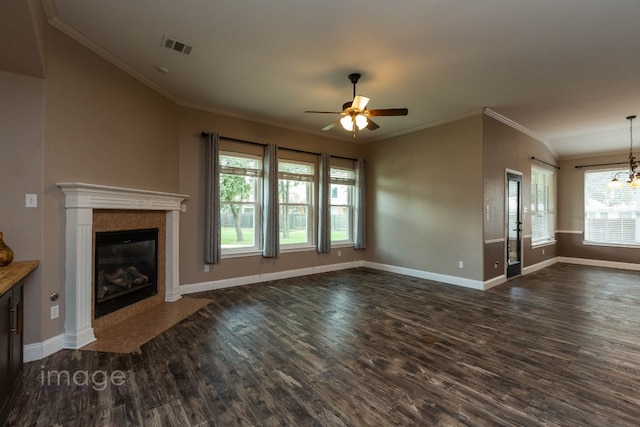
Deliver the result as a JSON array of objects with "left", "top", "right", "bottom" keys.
[{"left": 94, "top": 228, "right": 158, "bottom": 319}]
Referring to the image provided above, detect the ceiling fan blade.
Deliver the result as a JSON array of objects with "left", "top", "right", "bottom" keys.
[
  {"left": 351, "top": 95, "right": 370, "bottom": 111},
  {"left": 321, "top": 119, "right": 340, "bottom": 131},
  {"left": 305, "top": 110, "right": 344, "bottom": 114},
  {"left": 366, "top": 119, "right": 380, "bottom": 130},
  {"left": 366, "top": 108, "right": 409, "bottom": 117}
]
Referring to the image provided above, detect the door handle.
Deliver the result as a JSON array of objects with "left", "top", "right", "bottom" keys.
[{"left": 10, "top": 302, "right": 22, "bottom": 335}]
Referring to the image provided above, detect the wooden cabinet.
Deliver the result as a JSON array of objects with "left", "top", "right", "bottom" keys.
[
  {"left": 1, "top": 283, "right": 23, "bottom": 408},
  {"left": 0, "top": 261, "right": 37, "bottom": 426}
]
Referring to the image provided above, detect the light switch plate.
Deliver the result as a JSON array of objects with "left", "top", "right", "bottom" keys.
[{"left": 26, "top": 194, "right": 37, "bottom": 208}]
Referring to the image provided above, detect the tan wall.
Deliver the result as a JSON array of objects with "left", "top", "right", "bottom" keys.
[
  {"left": 178, "top": 107, "right": 365, "bottom": 286},
  {"left": 366, "top": 115, "right": 485, "bottom": 281},
  {"left": 482, "top": 115, "right": 557, "bottom": 280},
  {"left": 557, "top": 153, "right": 640, "bottom": 262},
  {"left": 0, "top": 0, "right": 47, "bottom": 78},
  {"left": 38, "top": 27, "right": 181, "bottom": 344},
  {"left": 0, "top": 70, "right": 45, "bottom": 344}
]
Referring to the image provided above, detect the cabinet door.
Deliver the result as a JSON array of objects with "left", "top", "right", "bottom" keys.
[
  {"left": 0, "top": 290, "right": 10, "bottom": 408},
  {"left": 9, "top": 283, "right": 23, "bottom": 385}
]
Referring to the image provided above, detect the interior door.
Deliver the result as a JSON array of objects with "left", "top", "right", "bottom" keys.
[{"left": 506, "top": 173, "right": 522, "bottom": 278}]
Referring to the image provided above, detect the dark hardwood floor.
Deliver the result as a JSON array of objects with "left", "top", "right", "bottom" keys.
[{"left": 7, "top": 264, "right": 640, "bottom": 426}]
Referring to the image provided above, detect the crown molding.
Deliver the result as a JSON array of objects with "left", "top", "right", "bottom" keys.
[
  {"left": 483, "top": 108, "right": 557, "bottom": 157},
  {"left": 176, "top": 99, "right": 352, "bottom": 143},
  {"left": 366, "top": 109, "right": 485, "bottom": 143}
]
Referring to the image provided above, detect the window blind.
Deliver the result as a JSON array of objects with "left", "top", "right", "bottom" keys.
[
  {"left": 584, "top": 169, "right": 640, "bottom": 245},
  {"left": 531, "top": 166, "right": 555, "bottom": 243}
]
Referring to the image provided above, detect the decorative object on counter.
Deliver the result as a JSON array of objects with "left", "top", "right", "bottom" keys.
[{"left": 0, "top": 231, "right": 14, "bottom": 266}]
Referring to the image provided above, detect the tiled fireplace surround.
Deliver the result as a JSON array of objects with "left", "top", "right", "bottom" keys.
[{"left": 58, "top": 183, "right": 188, "bottom": 349}]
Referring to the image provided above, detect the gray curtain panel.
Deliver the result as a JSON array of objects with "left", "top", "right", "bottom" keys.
[
  {"left": 204, "top": 132, "right": 221, "bottom": 264},
  {"left": 354, "top": 158, "right": 366, "bottom": 250},
  {"left": 317, "top": 153, "right": 331, "bottom": 253},
  {"left": 262, "top": 143, "right": 280, "bottom": 258}
]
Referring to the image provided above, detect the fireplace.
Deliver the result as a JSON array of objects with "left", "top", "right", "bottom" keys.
[
  {"left": 94, "top": 228, "right": 159, "bottom": 318},
  {"left": 58, "top": 182, "right": 188, "bottom": 350}
]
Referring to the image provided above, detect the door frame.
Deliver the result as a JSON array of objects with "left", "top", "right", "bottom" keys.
[{"left": 505, "top": 169, "right": 523, "bottom": 279}]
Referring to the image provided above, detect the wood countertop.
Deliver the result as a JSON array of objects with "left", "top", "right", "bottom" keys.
[{"left": 0, "top": 260, "right": 38, "bottom": 296}]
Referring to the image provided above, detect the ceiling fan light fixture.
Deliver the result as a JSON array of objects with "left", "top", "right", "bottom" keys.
[
  {"left": 340, "top": 114, "right": 368, "bottom": 131},
  {"left": 355, "top": 114, "right": 368, "bottom": 130},
  {"left": 305, "top": 73, "right": 408, "bottom": 136},
  {"left": 340, "top": 115, "right": 354, "bottom": 131}
]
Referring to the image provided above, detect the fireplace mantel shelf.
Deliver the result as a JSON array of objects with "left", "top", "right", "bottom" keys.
[
  {"left": 57, "top": 182, "right": 189, "bottom": 350},
  {"left": 57, "top": 182, "right": 189, "bottom": 211}
]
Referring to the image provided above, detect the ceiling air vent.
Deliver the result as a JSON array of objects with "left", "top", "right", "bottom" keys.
[{"left": 162, "top": 36, "right": 193, "bottom": 55}]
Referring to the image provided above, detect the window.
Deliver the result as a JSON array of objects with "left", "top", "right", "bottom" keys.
[
  {"left": 278, "top": 161, "right": 314, "bottom": 248},
  {"left": 531, "top": 166, "right": 555, "bottom": 245},
  {"left": 585, "top": 169, "right": 640, "bottom": 246},
  {"left": 330, "top": 167, "right": 355, "bottom": 244},
  {"left": 219, "top": 153, "right": 262, "bottom": 254}
]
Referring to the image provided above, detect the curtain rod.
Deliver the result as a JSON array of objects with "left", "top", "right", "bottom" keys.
[
  {"left": 531, "top": 156, "right": 560, "bottom": 170},
  {"left": 574, "top": 161, "right": 628, "bottom": 169},
  {"left": 200, "top": 132, "right": 359, "bottom": 162}
]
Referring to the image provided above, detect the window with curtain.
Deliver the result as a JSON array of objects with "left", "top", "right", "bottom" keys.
[
  {"left": 278, "top": 160, "right": 314, "bottom": 248},
  {"left": 219, "top": 152, "right": 262, "bottom": 254},
  {"left": 531, "top": 166, "right": 555, "bottom": 245},
  {"left": 330, "top": 167, "right": 355, "bottom": 244},
  {"left": 585, "top": 169, "right": 640, "bottom": 246}
]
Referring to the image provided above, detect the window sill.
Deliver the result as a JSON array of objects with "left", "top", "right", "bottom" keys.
[
  {"left": 531, "top": 239, "right": 556, "bottom": 249},
  {"left": 222, "top": 250, "right": 262, "bottom": 259},
  {"left": 220, "top": 242, "right": 355, "bottom": 259},
  {"left": 583, "top": 241, "right": 640, "bottom": 249},
  {"left": 331, "top": 242, "right": 354, "bottom": 248},
  {"left": 280, "top": 245, "right": 316, "bottom": 254}
]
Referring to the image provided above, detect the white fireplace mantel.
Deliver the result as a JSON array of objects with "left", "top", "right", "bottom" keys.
[{"left": 57, "top": 182, "right": 189, "bottom": 350}]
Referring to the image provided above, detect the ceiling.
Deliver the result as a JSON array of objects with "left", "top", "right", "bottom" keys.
[{"left": 24, "top": 1, "right": 640, "bottom": 157}]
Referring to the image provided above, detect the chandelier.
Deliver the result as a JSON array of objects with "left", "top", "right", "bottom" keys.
[{"left": 607, "top": 115, "right": 640, "bottom": 188}]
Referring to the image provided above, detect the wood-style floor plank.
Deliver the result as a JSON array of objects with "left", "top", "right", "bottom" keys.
[{"left": 7, "top": 264, "right": 640, "bottom": 426}]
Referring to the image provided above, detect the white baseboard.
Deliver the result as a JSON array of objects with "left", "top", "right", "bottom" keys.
[
  {"left": 363, "top": 261, "right": 486, "bottom": 290},
  {"left": 483, "top": 274, "right": 506, "bottom": 290},
  {"left": 180, "top": 261, "right": 364, "bottom": 294},
  {"left": 558, "top": 257, "right": 640, "bottom": 271},
  {"left": 24, "top": 333, "right": 65, "bottom": 363},
  {"left": 165, "top": 288, "right": 182, "bottom": 302},
  {"left": 523, "top": 257, "right": 559, "bottom": 275}
]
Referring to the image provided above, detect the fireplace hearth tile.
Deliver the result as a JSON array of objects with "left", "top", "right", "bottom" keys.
[{"left": 81, "top": 298, "right": 212, "bottom": 353}]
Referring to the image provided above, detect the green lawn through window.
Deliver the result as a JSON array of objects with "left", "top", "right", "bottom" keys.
[{"left": 221, "top": 227, "right": 349, "bottom": 246}]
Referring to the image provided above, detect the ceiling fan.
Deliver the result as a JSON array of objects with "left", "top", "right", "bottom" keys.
[{"left": 305, "top": 73, "right": 409, "bottom": 137}]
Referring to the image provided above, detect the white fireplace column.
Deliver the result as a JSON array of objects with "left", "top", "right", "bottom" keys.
[{"left": 58, "top": 183, "right": 189, "bottom": 349}]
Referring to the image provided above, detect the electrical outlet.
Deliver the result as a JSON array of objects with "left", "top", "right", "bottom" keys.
[
  {"left": 51, "top": 305, "right": 59, "bottom": 320},
  {"left": 204, "top": 264, "right": 210, "bottom": 272},
  {"left": 26, "top": 193, "right": 37, "bottom": 208},
  {"left": 338, "top": 250, "right": 342, "bottom": 257},
  {"left": 181, "top": 204, "right": 187, "bottom": 212},
  {"left": 458, "top": 261, "right": 464, "bottom": 269}
]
